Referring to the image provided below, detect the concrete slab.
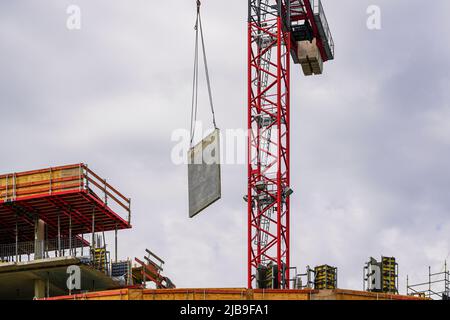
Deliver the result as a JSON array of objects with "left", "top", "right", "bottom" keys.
[
  {"left": 0, "top": 257, "right": 121, "bottom": 300},
  {"left": 188, "top": 129, "right": 221, "bottom": 218}
]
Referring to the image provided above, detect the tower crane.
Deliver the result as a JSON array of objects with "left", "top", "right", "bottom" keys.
[
  {"left": 246, "top": 0, "right": 334, "bottom": 289},
  {"left": 191, "top": 0, "right": 334, "bottom": 290}
]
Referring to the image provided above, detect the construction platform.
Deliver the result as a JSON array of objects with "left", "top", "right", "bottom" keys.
[
  {"left": 0, "top": 163, "right": 131, "bottom": 245},
  {"left": 43, "top": 288, "right": 427, "bottom": 301},
  {"left": 0, "top": 163, "right": 132, "bottom": 299}
]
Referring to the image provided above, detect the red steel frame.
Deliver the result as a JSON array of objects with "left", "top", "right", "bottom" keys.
[
  {"left": 0, "top": 164, "right": 131, "bottom": 245},
  {"left": 247, "top": 0, "right": 332, "bottom": 289},
  {"left": 248, "top": 1, "right": 291, "bottom": 289}
]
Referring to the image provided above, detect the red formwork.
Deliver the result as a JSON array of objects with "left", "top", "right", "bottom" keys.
[{"left": 0, "top": 164, "right": 131, "bottom": 245}]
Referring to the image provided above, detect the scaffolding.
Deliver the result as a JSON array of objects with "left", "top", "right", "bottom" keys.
[
  {"left": 292, "top": 266, "right": 313, "bottom": 289},
  {"left": 407, "top": 262, "right": 450, "bottom": 300}
]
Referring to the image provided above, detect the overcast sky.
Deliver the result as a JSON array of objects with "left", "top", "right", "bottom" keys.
[{"left": 1, "top": 0, "right": 449, "bottom": 294}]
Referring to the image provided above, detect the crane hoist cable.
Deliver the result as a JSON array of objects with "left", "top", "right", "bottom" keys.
[{"left": 190, "top": 0, "right": 218, "bottom": 147}]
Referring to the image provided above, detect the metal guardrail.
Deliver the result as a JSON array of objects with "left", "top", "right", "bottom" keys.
[
  {"left": 83, "top": 164, "right": 131, "bottom": 223},
  {"left": 0, "top": 238, "right": 114, "bottom": 277},
  {"left": 313, "top": 0, "right": 334, "bottom": 58},
  {"left": 0, "top": 238, "right": 87, "bottom": 262}
]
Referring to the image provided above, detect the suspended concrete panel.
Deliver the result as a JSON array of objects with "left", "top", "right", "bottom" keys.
[{"left": 188, "top": 129, "right": 221, "bottom": 218}]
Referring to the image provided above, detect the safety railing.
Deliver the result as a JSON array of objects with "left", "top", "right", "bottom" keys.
[
  {"left": 0, "top": 238, "right": 118, "bottom": 278},
  {"left": 0, "top": 238, "right": 88, "bottom": 262},
  {"left": 83, "top": 164, "right": 131, "bottom": 223},
  {"left": 312, "top": 0, "right": 334, "bottom": 59},
  {"left": 288, "top": 266, "right": 315, "bottom": 289}
]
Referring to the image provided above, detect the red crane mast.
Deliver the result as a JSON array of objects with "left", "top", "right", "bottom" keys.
[{"left": 247, "top": 0, "right": 334, "bottom": 289}]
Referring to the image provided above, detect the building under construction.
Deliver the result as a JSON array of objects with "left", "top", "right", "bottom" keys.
[
  {"left": 0, "top": 0, "right": 446, "bottom": 301},
  {"left": 0, "top": 163, "right": 432, "bottom": 300},
  {"left": 0, "top": 164, "right": 174, "bottom": 299}
]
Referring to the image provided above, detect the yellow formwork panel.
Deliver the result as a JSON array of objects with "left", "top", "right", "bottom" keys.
[
  {"left": 314, "top": 265, "right": 337, "bottom": 290},
  {"left": 0, "top": 165, "right": 82, "bottom": 201},
  {"left": 381, "top": 256, "right": 397, "bottom": 293}
]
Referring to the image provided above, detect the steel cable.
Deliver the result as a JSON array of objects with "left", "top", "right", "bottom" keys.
[{"left": 190, "top": 0, "right": 218, "bottom": 147}]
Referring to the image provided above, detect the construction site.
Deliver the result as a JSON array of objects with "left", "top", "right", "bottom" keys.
[{"left": 1, "top": 0, "right": 449, "bottom": 302}]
